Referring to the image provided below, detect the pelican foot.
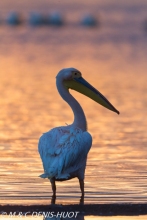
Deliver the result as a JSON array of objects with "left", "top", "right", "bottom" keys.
[{"left": 80, "top": 195, "right": 84, "bottom": 204}]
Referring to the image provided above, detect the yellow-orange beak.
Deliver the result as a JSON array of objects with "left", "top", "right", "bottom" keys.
[{"left": 64, "top": 77, "right": 119, "bottom": 114}]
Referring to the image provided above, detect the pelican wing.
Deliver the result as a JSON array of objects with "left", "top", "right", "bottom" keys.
[{"left": 38, "top": 126, "right": 92, "bottom": 179}]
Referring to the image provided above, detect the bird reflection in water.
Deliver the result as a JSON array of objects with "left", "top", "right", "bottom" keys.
[
  {"left": 44, "top": 216, "right": 84, "bottom": 220},
  {"left": 44, "top": 212, "right": 84, "bottom": 220},
  {"left": 51, "top": 195, "right": 84, "bottom": 205}
]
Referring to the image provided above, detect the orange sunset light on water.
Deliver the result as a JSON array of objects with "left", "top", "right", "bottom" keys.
[{"left": 0, "top": 0, "right": 147, "bottom": 208}]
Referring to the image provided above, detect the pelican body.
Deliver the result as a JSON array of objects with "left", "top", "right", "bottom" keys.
[{"left": 38, "top": 68, "right": 119, "bottom": 197}]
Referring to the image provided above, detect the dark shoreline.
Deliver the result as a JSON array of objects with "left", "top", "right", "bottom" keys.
[{"left": 0, "top": 204, "right": 147, "bottom": 216}]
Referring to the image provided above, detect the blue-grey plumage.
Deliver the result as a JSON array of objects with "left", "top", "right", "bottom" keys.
[
  {"left": 38, "top": 67, "right": 119, "bottom": 198},
  {"left": 39, "top": 126, "right": 92, "bottom": 180}
]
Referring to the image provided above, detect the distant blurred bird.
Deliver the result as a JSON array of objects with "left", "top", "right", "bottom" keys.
[
  {"left": 80, "top": 14, "right": 98, "bottom": 27},
  {"left": 6, "top": 12, "right": 23, "bottom": 26},
  {"left": 29, "top": 13, "right": 46, "bottom": 26},
  {"left": 38, "top": 68, "right": 119, "bottom": 197},
  {"left": 49, "top": 12, "right": 63, "bottom": 26}
]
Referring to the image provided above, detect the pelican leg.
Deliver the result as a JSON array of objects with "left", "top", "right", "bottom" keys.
[
  {"left": 50, "top": 178, "right": 56, "bottom": 197},
  {"left": 51, "top": 195, "right": 56, "bottom": 205},
  {"left": 79, "top": 179, "right": 84, "bottom": 197}
]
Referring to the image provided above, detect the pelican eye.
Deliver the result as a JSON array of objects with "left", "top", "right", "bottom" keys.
[
  {"left": 73, "top": 72, "right": 78, "bottom": 76},
  {"left": 72, "top": 71, "right": 81, "bottom": 78}
]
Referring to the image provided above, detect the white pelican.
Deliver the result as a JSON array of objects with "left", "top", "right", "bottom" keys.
[{"left": 38, "top": 68, "right": 119, "bottom": 197}]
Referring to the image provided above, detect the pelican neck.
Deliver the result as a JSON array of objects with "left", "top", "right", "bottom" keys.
[{"left": 56, "top": 79, "right": 87, "bottom": 131}]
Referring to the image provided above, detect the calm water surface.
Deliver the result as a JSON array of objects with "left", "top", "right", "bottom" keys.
[{"left": 0, "top": 0, "right": 147, "bottom": 206}]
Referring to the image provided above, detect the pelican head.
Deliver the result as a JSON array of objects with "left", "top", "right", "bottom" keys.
[{"left": 56, "top": 67, "right": 119, "bottom": 114}]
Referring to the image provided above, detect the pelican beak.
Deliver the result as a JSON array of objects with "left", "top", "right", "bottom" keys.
[{"left": 64, "top": 77, "right": 119, "bottom": 114}]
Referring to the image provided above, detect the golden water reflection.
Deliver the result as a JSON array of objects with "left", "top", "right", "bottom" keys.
[
  {"left": 0, "top": 0, "right": 147, "bottom": 206},
  {"left": 0, "top": 39, "right": 147, "bottom": 205}
]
